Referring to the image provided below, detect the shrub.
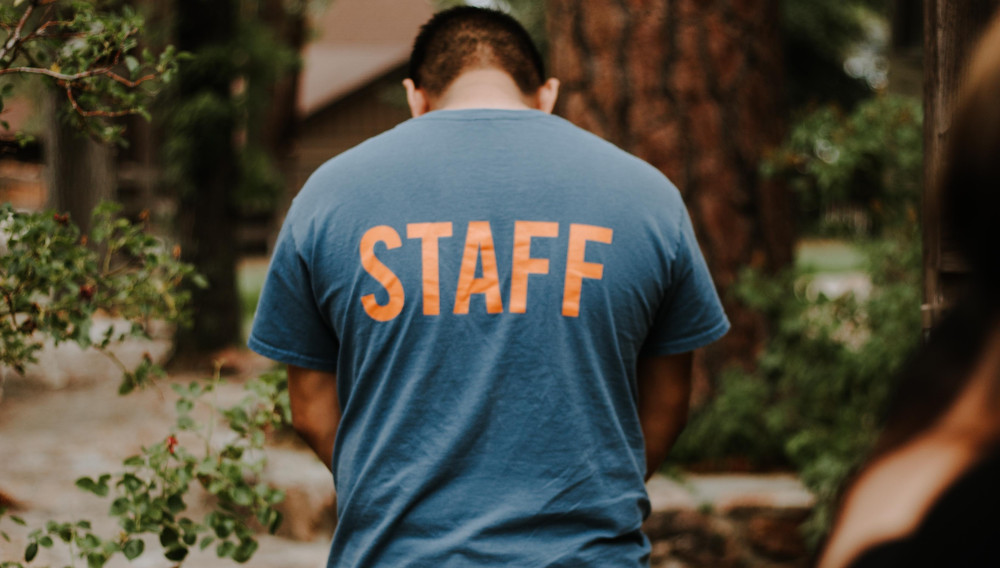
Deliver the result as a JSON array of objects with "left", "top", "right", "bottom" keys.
[
  {"left": 762, "top": 95, "right": 922, "bottom": 236},
  {"left": 670, "top": 227, "right": 921, "bottom": 544},
  {"left": 0, "top": 206, "right": 289, "bottom": 567}
]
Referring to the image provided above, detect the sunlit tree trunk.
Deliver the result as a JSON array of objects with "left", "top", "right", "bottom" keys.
[{"left": 548, "top": 0, "right": 794, "bottom": 380}]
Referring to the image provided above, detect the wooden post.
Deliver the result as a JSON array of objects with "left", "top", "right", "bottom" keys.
[{"left": 923, "top": 0, "right": 1000, "bottom": 333}]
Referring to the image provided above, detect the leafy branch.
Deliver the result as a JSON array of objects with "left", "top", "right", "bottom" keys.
[
  {"left": 0, "top": 0, "right": 180, "bottom": 137},
  {"left": 0, "top": 369, "right": 291, "bottom": 567},
  {"left": 0, "top": 202, "right": 199, "bottom": 393}
]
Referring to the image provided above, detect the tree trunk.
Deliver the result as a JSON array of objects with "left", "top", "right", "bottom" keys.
[
  {"left": 922, "top": 0, "right": 1000, "bottom": 333},
  {"left": 44, "top": 92, "right": 115, "bottom": 236},
  {"left": 171, "top": 0, "right": 242, "bottom": 359},
  {"left": 259, "top": 0, "right": 304, "bottom": 159},
  {"left": 255, "top": 0, "right": 305, "bottom": 251},
  {"left": 547, "top": 0, "right": 794, "bottom": 380}
]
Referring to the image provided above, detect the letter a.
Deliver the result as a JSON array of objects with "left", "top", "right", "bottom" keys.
[
  {"left": 360, "top": 226, "right": 405, "bottom": 321},
  {"left": 454, "top": 221, "right": 504, "bottom": 314}
]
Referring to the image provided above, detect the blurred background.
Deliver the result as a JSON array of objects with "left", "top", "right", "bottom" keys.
[{"left": 0, "top": 0, "right": 989, "bottom": 566}]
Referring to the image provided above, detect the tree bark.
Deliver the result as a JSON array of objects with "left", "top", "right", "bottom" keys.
[
  {"left": 254, "top": 0, "right": 305, "bottom": 252},
  {"left": 547, "top": 0, "right": 794, "bottom": 379},
  {"left": 259, "top": 0, "right": 304, "bottom": 159},
  {"left": 171, "top": 0, "right": 242, "bottom": 358},
  {"left": 44, "top": 93, "right": 115, "bottom": 236},
  {"left": 922, "top": 0, "right": 1000, "bottom": 332}
]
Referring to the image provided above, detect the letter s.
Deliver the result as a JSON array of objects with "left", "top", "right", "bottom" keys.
[{"left": 360, "top": 226, "right": 405, "bottom": 321}]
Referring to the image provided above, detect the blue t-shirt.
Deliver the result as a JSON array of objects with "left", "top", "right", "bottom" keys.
[{"left": 249, "top": 108, "right": 729, "bottom": 567}]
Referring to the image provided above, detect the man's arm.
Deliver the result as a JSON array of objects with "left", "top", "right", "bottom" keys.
[
  {"left": 637, "top": 351, "right": 693, "bottom": 481},
  {"left": 287, "top": 364, "right": 341, "bottom": 472}
]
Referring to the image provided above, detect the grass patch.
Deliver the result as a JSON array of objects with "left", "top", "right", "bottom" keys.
[{"left": 795, "top": 239, "right": 865, "bottom": 274}]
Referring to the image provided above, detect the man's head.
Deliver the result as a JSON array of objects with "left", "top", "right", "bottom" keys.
[{"left": 403, "top": 6, "right": 559, "bottom": 116}]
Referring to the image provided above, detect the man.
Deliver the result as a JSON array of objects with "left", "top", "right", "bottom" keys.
[{"left": 249, "top": 6, "right": 728, "bottom": 567}]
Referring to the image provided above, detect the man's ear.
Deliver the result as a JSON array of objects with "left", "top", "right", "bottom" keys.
[
  {"left": 403, "top": 78, "right": 431, "bottom": 117},
  {"left": 535, "top": 78, "right": 560, "bottom": 114}
]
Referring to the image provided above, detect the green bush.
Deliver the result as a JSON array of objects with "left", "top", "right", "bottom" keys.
[
  {"left": 671, "top": 228, "right": 921, "bottom": 544},
  {"left": 671, "top": 91, "right": 926, "bottom": 543},
  {"left": 763, "top": 95, "right": 922, "bottom": 236},
  {"left": 0, "top": 206, "right": 290, "bottom": 567},
  {"left": 0, "top": 202, "right": 196, "bottom": 388}
]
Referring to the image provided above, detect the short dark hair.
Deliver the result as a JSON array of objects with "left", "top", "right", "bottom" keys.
[{"left": 408, "top": 6, "right": 545, "bottom": 97}]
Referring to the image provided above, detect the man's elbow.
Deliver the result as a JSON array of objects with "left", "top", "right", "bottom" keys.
[{"left": 290, "top": 412, "right": 320, "bottom": 444}]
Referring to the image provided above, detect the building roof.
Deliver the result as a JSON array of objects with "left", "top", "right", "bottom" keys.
[{"left": 297, "top": 0, "right": 434, "bottom": 117}]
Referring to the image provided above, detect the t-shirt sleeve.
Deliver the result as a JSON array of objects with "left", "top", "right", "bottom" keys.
[
  {"left": 247, "top": 220, "right": 340, "bottom": 373},
  {"left": 640, "top": 210, "right": 730, "bottom": 356}
]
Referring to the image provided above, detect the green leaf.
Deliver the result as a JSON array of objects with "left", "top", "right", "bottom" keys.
[
  {"left": 87, "top": 552, "right": 106, "bottom": 568},
  {"left": 123, "top": 455, "right": 145, "bottom": 467},
  {"left": 166, "top": 494, "right": 185, "bottom": 514},
  {"left": 267, "top": 510, "right": 283, "bottom": 535},
  {"left": 109, "top": 497, "right": 130, "bottom": 516},
  {"left": 24, "top": 542, "right": 37, "bottom": 562},
  {"left": 216, "top": 540, "right": 236, "bottom": 558},
  {"left": 122, "top": 538, "right": 144, "bottom": 560},
  {"left": 164, "top": 545, "right": 188, "bottom": 562},
  {"left": 121, "top": 473, "right": 142, "bottom": 492},
  {"left": 211, "top": 515, "right": 235, "bottom": 539},
  {"left": 231, "top": 487, "right": 253, "bottom": 507},
  {"left": 9, "top": 516, "right": 25, "bottom": 526},
  {"left": 191, "top": 274, "right": 209, "bottom": 289},
  {"left": 232, "top": 539, "right": 258, "bottom": 563},
  {"left": 199, "top": 536, "right": 215, "bottom": 550},
  {"left": 38, "top": 536, "right": 53, "bottom": 548},
  {"left": 159, "top": 526, "right": 178, "bottom": 547},
  {"left": 80, "top": 533, "right": 101, "bottom": 549}
]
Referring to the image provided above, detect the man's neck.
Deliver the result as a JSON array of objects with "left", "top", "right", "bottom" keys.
[{"left": 432, "top": 69, "right": 535, "bottom": 111}]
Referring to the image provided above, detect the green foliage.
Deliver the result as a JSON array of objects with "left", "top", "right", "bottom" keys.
[
  {"left": 1, "top": 368, "right": 290, "bottom": 567},
  {"left": 782, "top": 0, "right": 886, "bottom": 108},
  {"left": 0, "top": 0, "right": 179, "bottom": 140},
  {"left": 0, "top": 208, "right": 290, "bottom": 566},
  {"left": 0, "top": 202, "right": 195, "bottom": 392},
  {"left": 763, "top": 95, "right": 923, "bottom": 236},
  {"left": 163, "top": 2, "right": 299, "bottom": 213},
  {"left": 0, "top": 3, "right": 293, "bottom": 566},
  {"left": 675, "top": 91, "right": 923, "bottom": 542},
  {"left": 670, "top": 228, "right": 922, "bottom": 544}
]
